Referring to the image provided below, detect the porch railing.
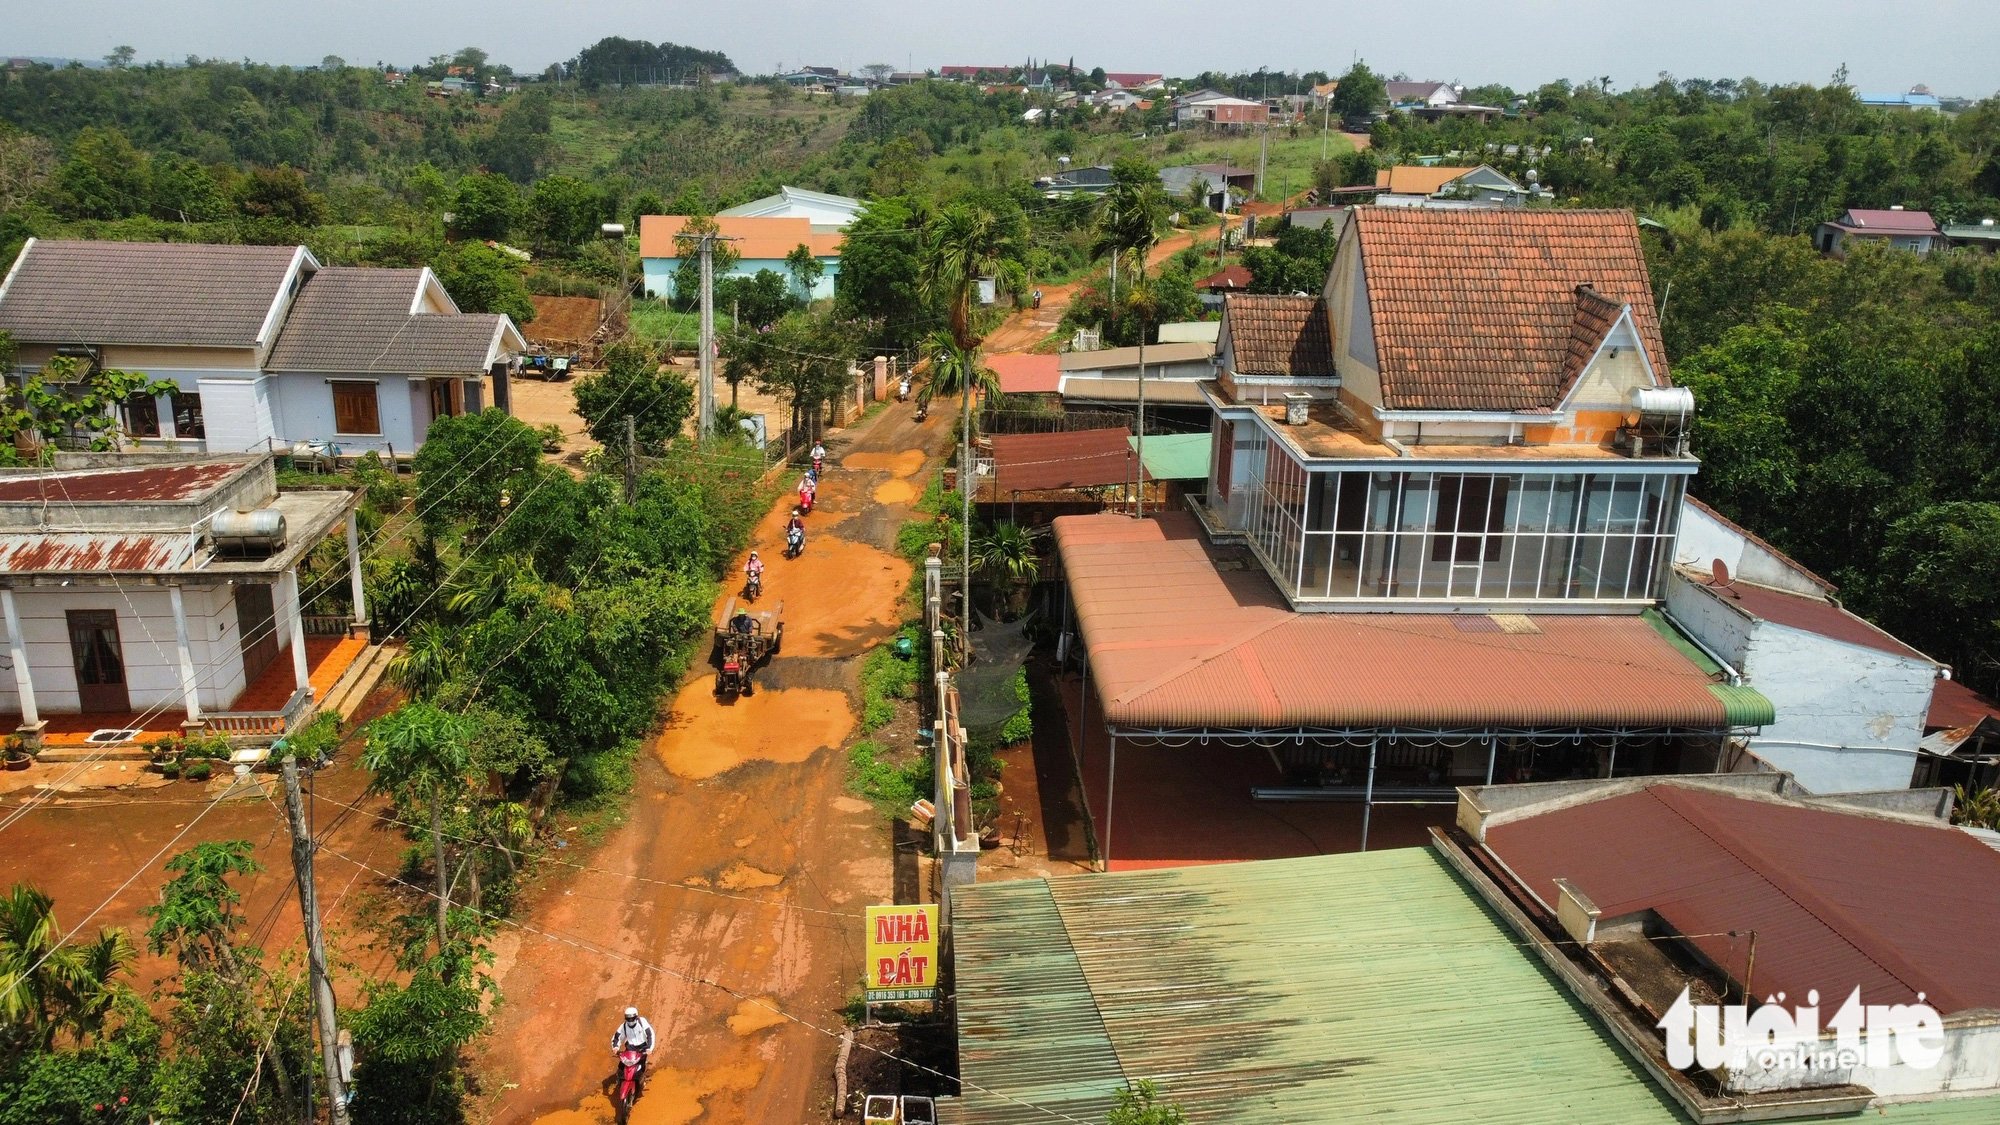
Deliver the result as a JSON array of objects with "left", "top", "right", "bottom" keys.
[
  {"left": 301, "top": 614, "right": 355, "bottom": 636},
  {"left": 205, "top": 687, "right": 315, "bottom": 737}
]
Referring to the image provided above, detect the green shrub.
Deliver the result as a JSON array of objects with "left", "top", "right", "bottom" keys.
[
  {"left": 848, "top": 740, "right": 931, "bottom": 811},
  {"left": 859, "top": 636, "right": 920, "bottom": 732}
]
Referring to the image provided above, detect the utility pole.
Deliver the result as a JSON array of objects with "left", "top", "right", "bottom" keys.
[
  {"left": 1256, "top": 122, "right": 1269, "bottom": 201},
  {"left": 697, "top": 234, "right": 716, "bottom": 442},
  {"left": 623, "top": 414, "right": 638, "bottom": 502},
  {"left": 281, "top": 759, "right": 352, "bottom": 1125},
  {"left": 961, "top": 363, "right": 973, "bottom": 625},
  {"left": 1135, "top": 280, "right": 1147, "bottom": 519},
  {"left": 730, "top": 298, "right": 741, "bottom": 408}
]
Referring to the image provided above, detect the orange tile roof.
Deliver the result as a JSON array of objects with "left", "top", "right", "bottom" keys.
[
  {"left": 638, "top": 215, "right": 843, "bottom": 261},
  {"left": 1352, "top": 207, "right": 1669, "bottom": 411},
  {"left": 1372, "top": 165, "right": 1477, "bottom": 194},
  {"left": 1055, "top": 511, "right": 1728, "bottom": 730},
  {"left": 1558, "top": 284, "right": 1624, "bottom": 390},
  {"left": 1221, "top": 294, "right": 1334, "bottom": 376},
  {"left": 986, "top": 352, "right": 1061, "bottom": 394}
]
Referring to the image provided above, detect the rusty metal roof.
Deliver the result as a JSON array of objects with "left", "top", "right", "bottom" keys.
[
  {"left": 989, "top": 428, "right": 1141, "bottom": 494},
  {"left": 1928, "top": 678, "right": 2000, "bottom": 732},
  {"left": 1693, "top": 574, "right": 1933, "bottom": 663},
  {"left": 1483, "top": 782, "right": 2000, "bottom": 1015},
  {"left": 0, "top": 462, "right": 241, "bottom": 503},
  {"left": 1055, "top": 511, "right": 1734, "bottom": 730},
  {"left": 0, "top": 532, "right": 192, "bottom": 574}
]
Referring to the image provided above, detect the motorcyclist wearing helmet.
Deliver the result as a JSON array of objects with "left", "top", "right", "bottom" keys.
[
  {"left": 745, "top": 550, "right": 765, "bottom": 583},
  {"left": 612, "top": 1006, "right": 656, "bottom": 1077}
]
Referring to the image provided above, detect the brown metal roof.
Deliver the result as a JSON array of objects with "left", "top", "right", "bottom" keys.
[
  {"left": 1927, "top": 678, "right": 2000, "bottom": 732},
  {"left": 1351, "top": 207, "right": 1670, "bottom": 411},
  {"left": 0, "top": 239, "right": 301, "bottom": 348},
  {"left": 1483, "top": 782, "right": 2000, "bottom": 1014},
  {"left": 1055, "top": 512, "right": 1729, "bottom": 729},
  {"left": 1058, "top": 341, "right": 1214, "bottom": 372},
  {"left": 0, "top": 532, "right": 191, "bottom": 574},
  {"left": 989, "top": 428, "right": 1141, "bottom": 494},
  {"left": 1057, "top": 377, "right": 1209, "bottom": 405},
  {"left": 1221, "top": 293, "right": 1335, "bottom": 376},
  {"left": 265, "top": 267, "right": 514, "bottom": 374},
  {"left": 1373, "top": 165, "right": 1477, "bottom": 194},
  {"left": 1694, "top": 576, "right": 1933, "bottom": 663},
  {"left": 0, "top": 462, "right": 240, "bottom": 503}
]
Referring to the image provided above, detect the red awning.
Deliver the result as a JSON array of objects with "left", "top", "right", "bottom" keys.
[{"left": 989, "top": 428, "right": 1143, "bottom": 494}]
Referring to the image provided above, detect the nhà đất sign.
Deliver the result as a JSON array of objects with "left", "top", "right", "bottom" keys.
[{"left": 865, "top": 904, "right": 939, "bottom": 1003}]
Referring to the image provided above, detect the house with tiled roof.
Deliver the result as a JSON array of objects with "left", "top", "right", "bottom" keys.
[
  {"left": 0, "top": 240, "right": 525, "bottom": 458},
  {"left": 1373, "top": 163, "right": 1528, "bottom": 207},
  {"left": 637, "top": 215, "right": 843, "bottom": 301},
  {"left": 1814, "top": 206, "right": 1944, "bottom": 255}
]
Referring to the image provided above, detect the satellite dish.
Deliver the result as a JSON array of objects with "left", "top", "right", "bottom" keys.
[{"left": 1711, "top": 558, "right": 1740, "bottom": 597}]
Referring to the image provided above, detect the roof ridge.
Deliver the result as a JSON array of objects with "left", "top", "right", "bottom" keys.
[{"left": 1648, "top": 785, "right": 1948, "bottom": 1005}]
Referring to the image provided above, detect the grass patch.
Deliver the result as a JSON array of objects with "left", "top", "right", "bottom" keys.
[
  {"left": 848, "top": 738, "right": 932, "bottom": 812},
  {"left": 860, "top": 629, "right": 921, "bottom": 732}
]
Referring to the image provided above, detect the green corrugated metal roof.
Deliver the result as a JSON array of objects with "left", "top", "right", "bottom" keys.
[
  {"left": 1643, "top": 608, "right": 1776, "bottom": 726},
  {"left": 945, "top": 849, "right": 1998, "bottom": 1124},
  {"left": 1126, "top": 433, "right": 1211, "bottom": 481}
]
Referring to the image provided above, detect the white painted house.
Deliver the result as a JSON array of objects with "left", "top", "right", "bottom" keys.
[
  {"left": 1668, "top": 498, "right": 1941, "bottom": 793},
  {"left": 0, "top": 240, "right": 525, "bottom": 459},
  {"left": 0, "top": 455, "right": 366, "bottom": 751},
  {"left": 717, "top": 186, "right": 866, "bottom": 233}
]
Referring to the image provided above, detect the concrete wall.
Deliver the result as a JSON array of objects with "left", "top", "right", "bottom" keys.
[
  {"left": 1674, "top": 500, "right": 1827, "bottom": 597},
  {"left": 1741, "top": 619, "right": 1930, "bottom": 796},
  {"left": 1668, "top": 572, "right": 1930, "bottom": 793},
  {"left": 0, "top": 583, "right": 266, "bottom": 716},
  {"left": 193, "top": 376, "right": 279, "bottom": 455},
  {"left": 268, "top": 373, "right": 435, "bottom": 454}
]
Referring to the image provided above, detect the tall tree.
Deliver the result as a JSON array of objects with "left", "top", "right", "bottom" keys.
[
  {"left": 1331, "top": 62, "right": 1386, "bottom": 122},
  {"left": 362, "top": 705, "right": 477, "bottom": 955},
  {"left": 918, "top": 201, "right": 1025, "bottom": 351},
  {"left": 0, "top": 884, "right": 135, "bottom": 1055}
]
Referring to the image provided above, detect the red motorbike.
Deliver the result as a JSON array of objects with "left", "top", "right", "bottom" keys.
[
  {"left": 613, "top": 1049, "right": 646, "bottom": 1120},
  {"left": 798, "top": 488, "right": 815, "bottom": 515}
]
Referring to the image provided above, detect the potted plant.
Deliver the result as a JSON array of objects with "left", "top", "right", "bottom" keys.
[
  {"left": 2, "top": 736, "right": 28, "bottom": 771},
  {"left": 159, "top": 759, "right": 182, "bottom": 779},
  {"left": 183, "top": 760, "right": 213, "bottom": 782}
]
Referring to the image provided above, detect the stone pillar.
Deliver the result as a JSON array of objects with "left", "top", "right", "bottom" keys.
[
  {"left": 281, "top": 570, "right": 311, "bottom": 699},
  {"left": 873, "top": 355, "right": 888, "bottom": 402},
  {"left": 167, "top": 585, "right": 204, "bottom": 726},
  {"left": 345, "top": 508, "right": 368, "bottom": 636},
  {"left": 2, "top": 587, "right": 43, "bottom": 746}
]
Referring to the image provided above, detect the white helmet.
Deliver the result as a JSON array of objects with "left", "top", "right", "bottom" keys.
[{"left": 623, "top": 1007, "right": 639, "bottom": 1021}]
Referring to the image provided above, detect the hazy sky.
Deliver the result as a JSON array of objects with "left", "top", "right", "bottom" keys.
[{"left": 7, "top": 0, "right": 1997, "bottom": 98}]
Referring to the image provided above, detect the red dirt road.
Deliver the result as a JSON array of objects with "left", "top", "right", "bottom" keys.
[
  {"left": 477, "top": 403, "right": 948, "bottom": 1124},
  {"left": 983, "top": 226, "right": 1210, "bottom": 354}
]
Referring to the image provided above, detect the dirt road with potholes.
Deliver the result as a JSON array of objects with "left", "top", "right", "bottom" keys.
[
  {"left": 475, "top": 402, "right": 949, "bottom": 1124},
  {"left": 983, "top": 225, "right": 1212, "bottom": 354}
]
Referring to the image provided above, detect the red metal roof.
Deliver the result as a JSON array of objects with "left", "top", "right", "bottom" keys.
[
  {"left": 1055, "top": 512, "right": 1729, "bottom": 729},
  {"left": 989, "top": 429, "right": 1141, "bottom": 494},
  {"left": 1483, "top": 782, "right": 2000, "bottom": 1013},
  {"left": 1927, "top": 678, "right": 2000, "bottom": 732},
  {"left": 1696, "top": 576, "right": 1932, "bottom": 663},
  {"left": 1834, "top": 208, "right": 1940, "bottom": 234},
  {"left": 0, "top": 463, "right": 240, "bottom": 503},
  {"left": 0, "top": 532, "right": 191, "bottom": 574},
  {"left": 1197, "top": 265, "right": 1251, "bottom": 290},
  {"left": 986, "top": 352, "right": 1061, "bottom": 395}
]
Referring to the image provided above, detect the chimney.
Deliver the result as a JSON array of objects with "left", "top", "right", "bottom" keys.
[
  {"left": 1283, "top": 392, "right": 1311, "bottom": 425},
  {"left": 1890, "top": 204, "right": 1906, "bottom": 211}
]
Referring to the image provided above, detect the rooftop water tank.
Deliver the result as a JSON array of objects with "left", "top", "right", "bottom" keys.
[{"left": 211, "top": 508, "right": 287, "bottom": 557}]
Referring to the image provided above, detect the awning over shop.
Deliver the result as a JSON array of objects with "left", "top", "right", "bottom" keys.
[
  {"left": 1054, "top": 512, "right": 1771, "bottom": 734},
  {"left": 988, "top": 428, "right": 1144, "bottom": 494},
  {"left": 1127, "top": 432, "right": 1211, "bottom": 481}
]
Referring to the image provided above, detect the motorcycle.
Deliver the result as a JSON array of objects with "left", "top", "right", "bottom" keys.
[
  {"left": 914, "top": 400, "right": 929, "bottom": 422},
  {"left": 811, "top": 454, "right": 825, "bottom": 476},
  {"left": 744, "top": 570, "right": 763, "bottom": 601},
  {"left": 798, "top": 488, "right": 815, "bottom": 515},
  {"left": 785, "top": 525, "right": 805, "bottom": 558},
  {"left": 613, "top": 1049, "right": 645, "bottom": 1120}
]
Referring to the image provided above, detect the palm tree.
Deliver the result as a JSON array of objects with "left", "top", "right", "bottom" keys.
[
  {"left": 974, "top": 521, "right": 1047, "bottom": 618},
  {"left": 0, "top": 883, "right": 134, "bottom": 1053},
  {"left": 1092, "top": 172, "right": 1172, "bottom": 515},
  {"left": 918, "top": 202, "right": 1025, "bottom": 352},
  {"left": 918, "top": 330, "right": 1000, "bottom": 411}
]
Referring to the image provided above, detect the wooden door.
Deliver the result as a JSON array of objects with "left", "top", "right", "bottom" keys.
[
  {"left": 66, "top": 610, "right": 129, "bottom": 713},
  {"left": 235, "top": 583, "right": 280, "bottom": 686}
]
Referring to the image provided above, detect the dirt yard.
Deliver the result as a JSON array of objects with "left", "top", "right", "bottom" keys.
[{"left": 474, "top": 401, "right": 952, "bottom": 1125}]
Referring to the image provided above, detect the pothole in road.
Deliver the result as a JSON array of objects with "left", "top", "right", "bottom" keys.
[
  {"left": 705, "top": 861, "right": 784, "bottom": 891},
  {"left": 652, "top": 683, "right": 855, "bottom": 780},
  {"left": 872, "top": 479, "right": 917, "bottom": 504},
  {"left": 842, "top": 449, "right": 926, "bottom": 477},
  {"left": 726, "top": 997, "right": 790, "bottom": 1036}
]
